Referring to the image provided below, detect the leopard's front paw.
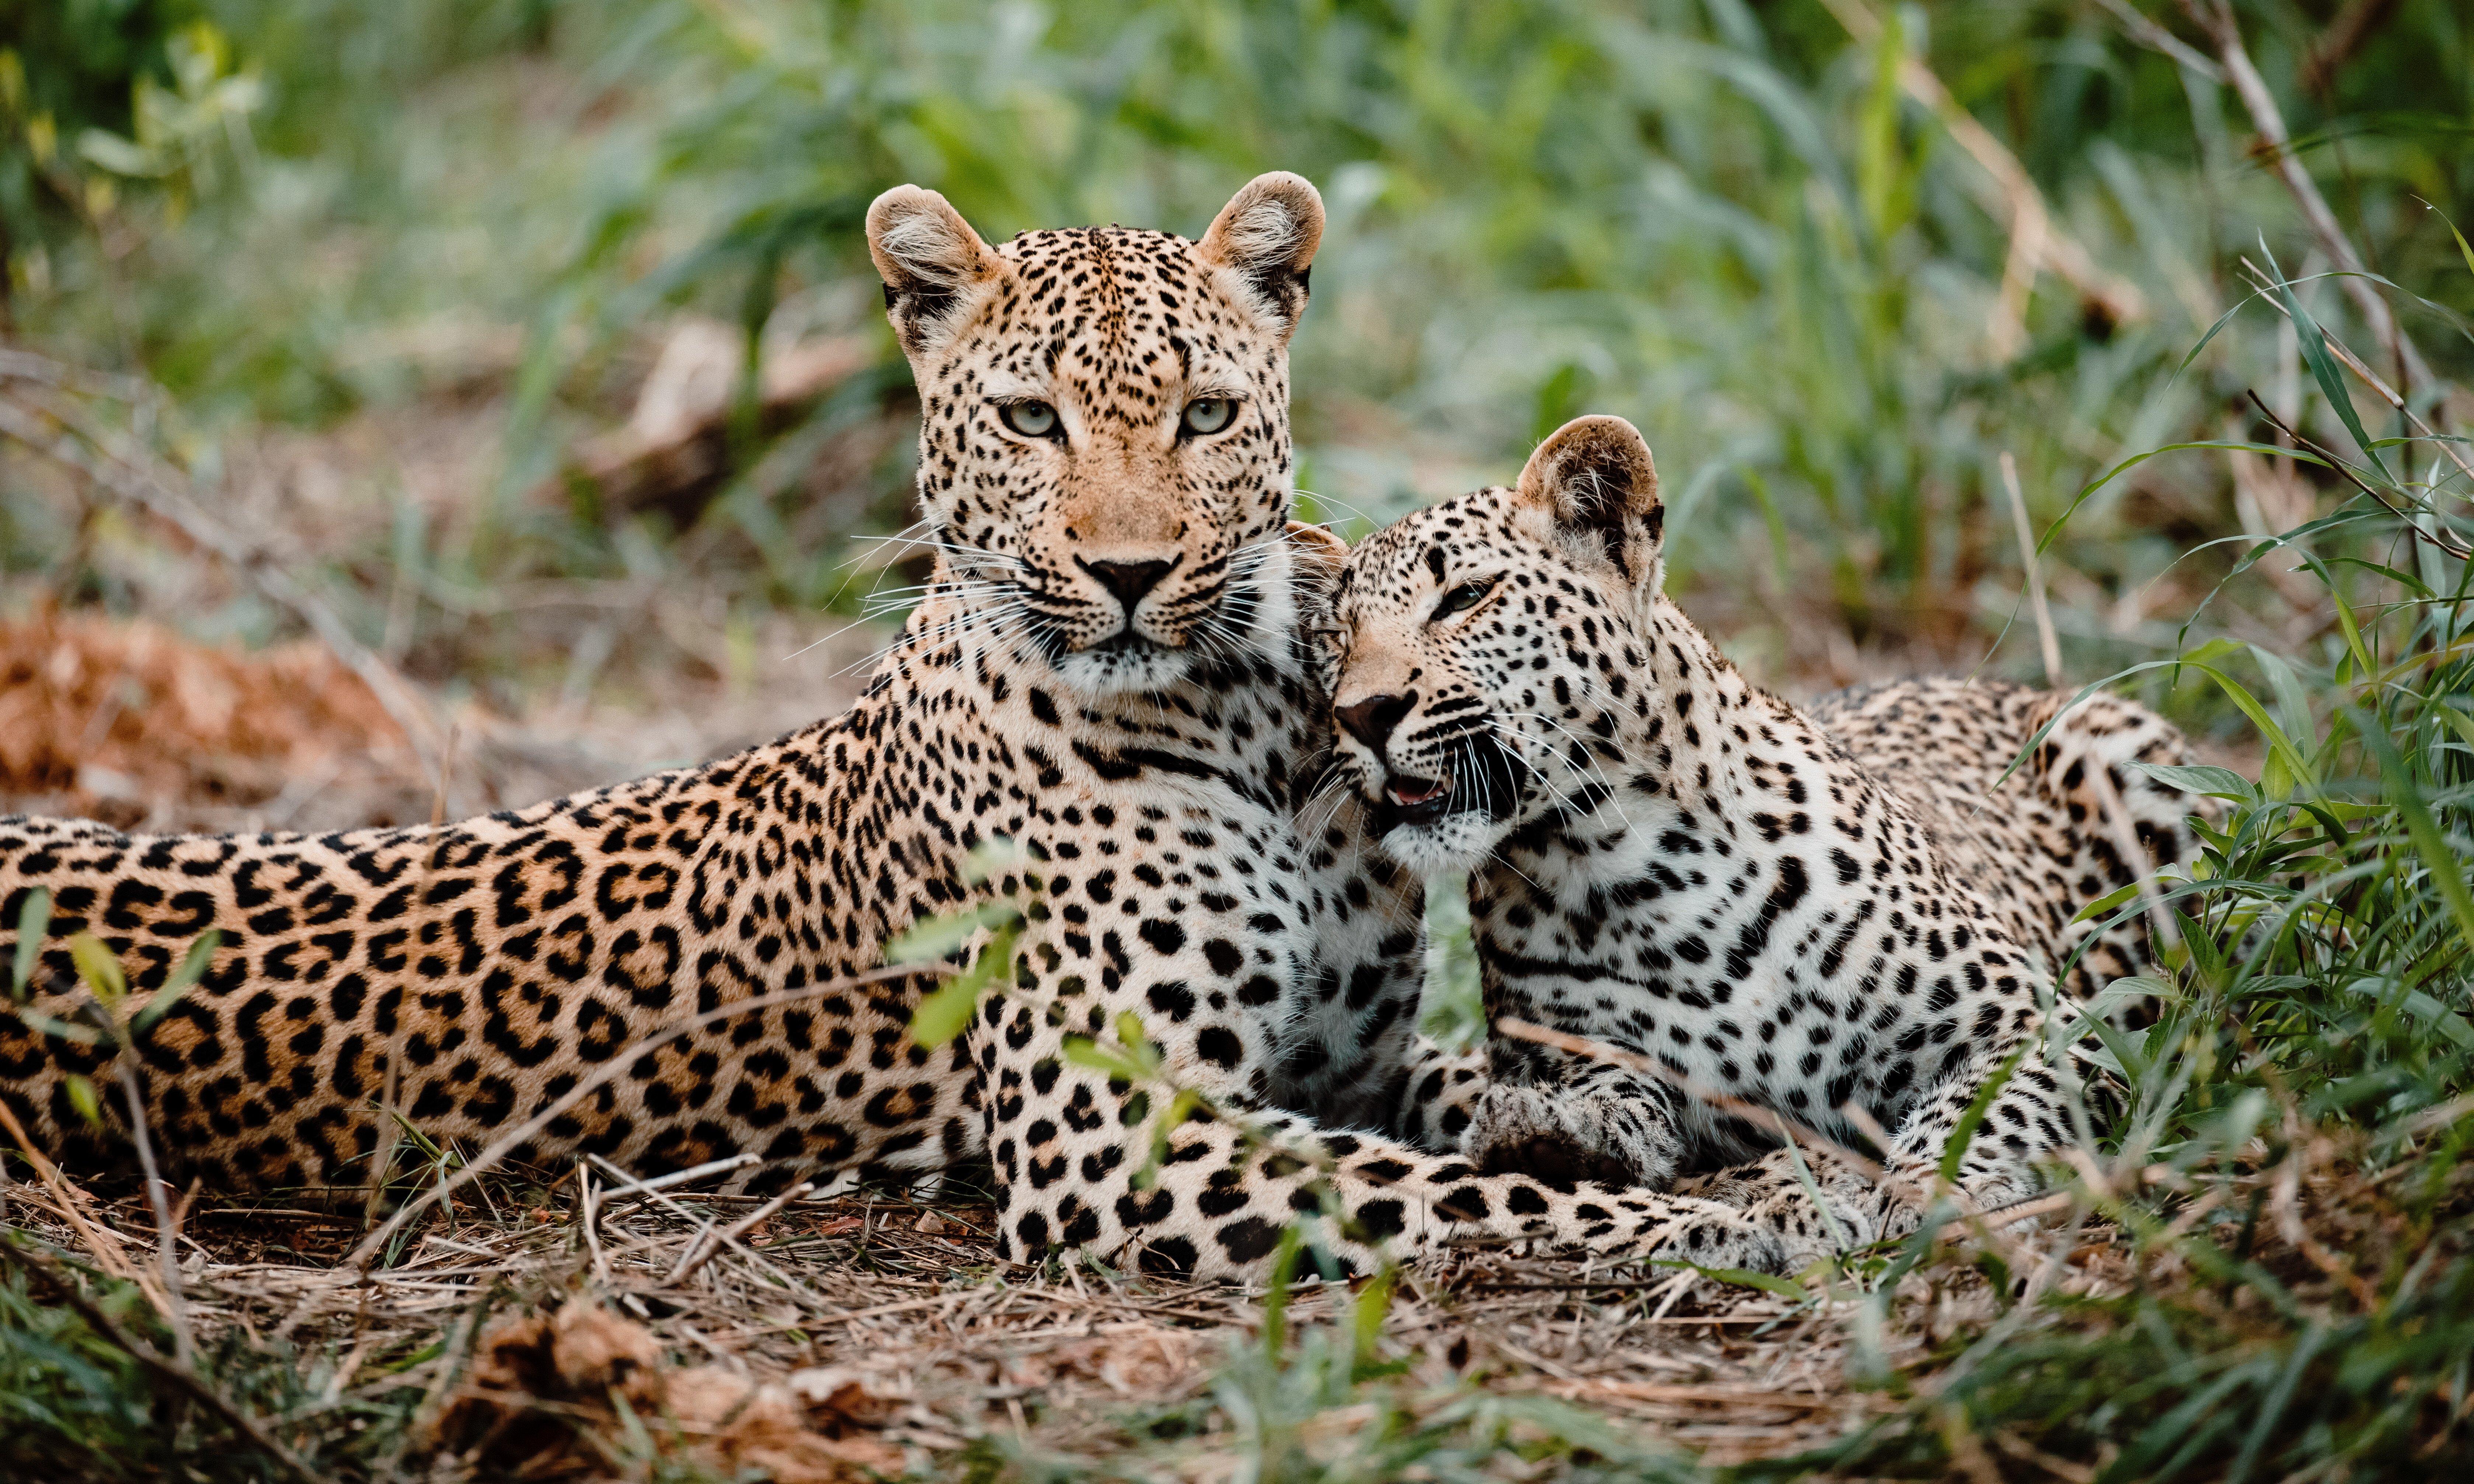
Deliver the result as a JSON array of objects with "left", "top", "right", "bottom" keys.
[{"left": 1464, "top": 1085, "right": 1673, "bottom": 1189}]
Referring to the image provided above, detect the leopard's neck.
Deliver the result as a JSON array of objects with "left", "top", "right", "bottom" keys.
[{"left": 1489, "top": 594, "right": 1879, "bottom": 900}]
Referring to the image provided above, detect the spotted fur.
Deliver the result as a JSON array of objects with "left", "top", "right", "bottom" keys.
[
  {"left": 0, "top": 186, "right": 1769, "bottom": 1281},
  {"left": 1324, "top": 415, "right": 2217, "bottom": 1271}
]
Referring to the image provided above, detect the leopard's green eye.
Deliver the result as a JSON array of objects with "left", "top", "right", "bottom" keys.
[
  {"left": 1181, "top": 398, "right": 1235, "bottom": 436},
  {"left": 1000, "top": 401, "right": 1060, "bottom": 438},
  {"left": 1434, "top": 576, "right": 1498, "bottom": 620}
]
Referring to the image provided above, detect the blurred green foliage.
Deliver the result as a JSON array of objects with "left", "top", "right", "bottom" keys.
[{"left": 6, "top": 0, "right": 2467, "bottom": 699}]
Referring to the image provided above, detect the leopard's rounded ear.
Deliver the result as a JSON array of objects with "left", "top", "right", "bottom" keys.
[
  {"left": 866, "top": 185, "right": 1001, "bottom": 357},
  {"left": 1198, "top": 172, "right": 1324, "bottom": 342},
  {"left": 1284, "top": 519, "right": 1349, "bottom": 581},
  {"left": 1515, "top": 415, "right": 1664, "bottom": 585}
]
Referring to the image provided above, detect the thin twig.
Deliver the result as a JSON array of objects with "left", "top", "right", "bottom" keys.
[
  {"left": 586, "top": 1154, "right": 804, "bottom": 1292},
  {"left": 0, "top": 1239, "right": 323, "bottom": 1484},
  {"left": 2233, "top": 256, "right": 2474, "bottom": 489},
  {"left": 113, "top": 1056, "right": 195, "bottom": 1366},
  {"left": 1996, "top": 460, "right": 2186, "bottom": 950},
  {"left": 593, "top": 1151, "right": 759, "bottom": 1201},
  {"left": 2302, "top": 0, "right": 2402, "bottom": 97},
  {"left": 2248, "top": 391, "right": 2470, "bottom": 557},
  {"left": 578, "top": 1164, "right": 611, "bottom": 1286},
  {"left": 0, "top": 1094, "right": 143, "bottom": 1282},
  {"left": 2000, "top": 453, "right": 2064, "bottom": 689},
  {"left": 2184, "top": 0, "right": 2436, "bottom": 397},
  {"left": 666, "top": 1181, "right": 812, "bottom": 1286},
  {"left": 2090, "top": 0, "right": 2224, "bottom": 80}
]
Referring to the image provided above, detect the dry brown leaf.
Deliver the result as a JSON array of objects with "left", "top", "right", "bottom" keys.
[
  {"left": 668, "top": 1365, "right": 907, "bottom": 1483},
  {"left": 425, "top": 1298, "right": 907, "bottom": 1481}
]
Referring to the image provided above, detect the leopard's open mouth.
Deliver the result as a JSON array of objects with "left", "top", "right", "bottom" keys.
[{"left": 1376, "top": 771, "right": 1454, "bottom": 828}]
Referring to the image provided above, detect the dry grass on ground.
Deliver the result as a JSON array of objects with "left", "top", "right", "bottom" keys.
[{"left": 0, "top": 1157, "right": 2055, "bottom": 1479}]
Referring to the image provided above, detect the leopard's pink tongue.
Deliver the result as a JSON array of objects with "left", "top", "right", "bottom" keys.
[{"left": 1388, "top": 777, "right": 1448, "bottom": 806}]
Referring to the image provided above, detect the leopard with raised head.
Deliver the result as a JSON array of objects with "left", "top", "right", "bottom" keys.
[
  {"left": 1323, "top": 415, "right": 2217, "bottom": 1272},
  {"left": 0, "top": 182, "right": 1781, "bottom": 1282}
]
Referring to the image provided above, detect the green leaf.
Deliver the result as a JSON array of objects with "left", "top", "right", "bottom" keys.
[
  {"left": 960, "top": 835, "right": 1031, "bottom": 886},
  {"left": 905, "top": 977, "right": 983, "bottom": 1049},
  {"left": 906, "top": 923, "right": 1014, "bottom": 1048},
  {"left": 133, "top": 930, "right": 220, "bottom": 1036},
  {"left": 1940, "top": 1044, "right": 2026, "bottom": 1187},
  {"left": 75, "top": 127, "right": 165, "bottom": 178},
  {"left": 11, "top": 1007, "right": 102, "bottom": 1044},
  {"left": 2259, "top": 235, "right": 2391, "bottom": 483},
  {"left": 884, "top": 900, "right": 1024, "bottom": 965},
  {"left": 1349, "top": 1263, "right": 1399, "bottom": 1374},
  {"left": 1063, "top": 1036, "right": 1150, "bottom": 1083},
  {"left": 2355, "top": 711, "right": 2474, "bottom": 962},
  {"left": 1130, "top": 1086, "right": 1208, "bottom": 1188},
  {"left": 2249, "top": 645, "right": 2317, "bottom": 761},
  {"left": 64, "top": 1073, "right": 104, "bottom": 1128},
  {"left": 11, "top": 886, "right": 49, "bottom": 1001},
  {"left": 2398, "top": 987, "right": 2474, "bottom": 1051},
  {"left": 2322, "top": 576, "right": 2378, "bottom": 686},
  {"left": 2185, "top": 659, "right": 2318, "bottom": 790},
  {"left": 2424, "top": 194, "right": 2474, "bottom": 283},
  {"left": 1071, "top": 1022, "right": 1165, "bottom": 1086},
  {"left": 1261, "top": 1221, "right": 1304, "bottom": 1356},
  {"left": 2034, "top": 443, "right": 2328, "bottom": 560},
  {"left": 68, "top": 933, "right": 126, "bottom": 1005},
  {"left": 2437, "top": 705, "right": 2474, "bottom": 756},
  {"left": 2070, "top": 881, "right": 2144, "bottom": 926},
  {"left": 2130, "top": 762, "right": 2255, "bottom": 802}
]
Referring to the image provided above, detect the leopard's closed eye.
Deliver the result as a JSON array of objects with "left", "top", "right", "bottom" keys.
[{"left": 1433, "top": 576, "right": 1498, "bottom": 619}]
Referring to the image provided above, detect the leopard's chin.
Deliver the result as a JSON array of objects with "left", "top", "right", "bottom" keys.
[
  {"left": 1369, "top": 807, "right": 1508, "bottom": 876},
  {"left": 1053, "top": 637, "right": 1196, "bottom": 699}
]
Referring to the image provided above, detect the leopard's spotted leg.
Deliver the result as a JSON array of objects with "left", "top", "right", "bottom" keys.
[
  {"left": 1386, "top": 1036, "right": 1490, "bottom": 1153},
  {"left": 1676, "top": 1029, "right": 2089, "bottom": 1272},
  {"left": 979, "top": 834, "right": 1784, "bottom": 1280}
]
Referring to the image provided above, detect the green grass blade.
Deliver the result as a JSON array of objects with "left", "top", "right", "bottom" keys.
[
  {"left": 2035, "top": 443, "right": 2328, "bottom": 558},
  {"left": 10, "top": 886, "right": 49, "bottom": 1001},
  {"left": 2258, "top": 234, "right": 2392, "bottom": 483},
  {"left": 2355, "top": 709, "right": 2474, "bottom": 961}
]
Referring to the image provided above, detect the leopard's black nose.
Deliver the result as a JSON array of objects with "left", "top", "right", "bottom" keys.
[
  {"left": 1335, "top": 692, "right": 1416, "bottom": 752},
  {"left": 1081, "top": 558, "right": 1176, "bottom": 612}
]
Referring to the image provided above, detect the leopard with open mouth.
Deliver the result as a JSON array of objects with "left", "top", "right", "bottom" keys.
[{"left": 1322, "top": 414, "right": 2216, "bottom": 1268}]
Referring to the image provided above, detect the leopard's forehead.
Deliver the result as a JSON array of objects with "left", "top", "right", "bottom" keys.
[
  {"left": 1339, "top": 486, "right": 1524, "bottom": 607},
  {"left": 923, "top": 224, "right": 1278, "bottom": 424},
  {"left": 999, "top": 224, "right": 1194, "bottom": 274}
]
